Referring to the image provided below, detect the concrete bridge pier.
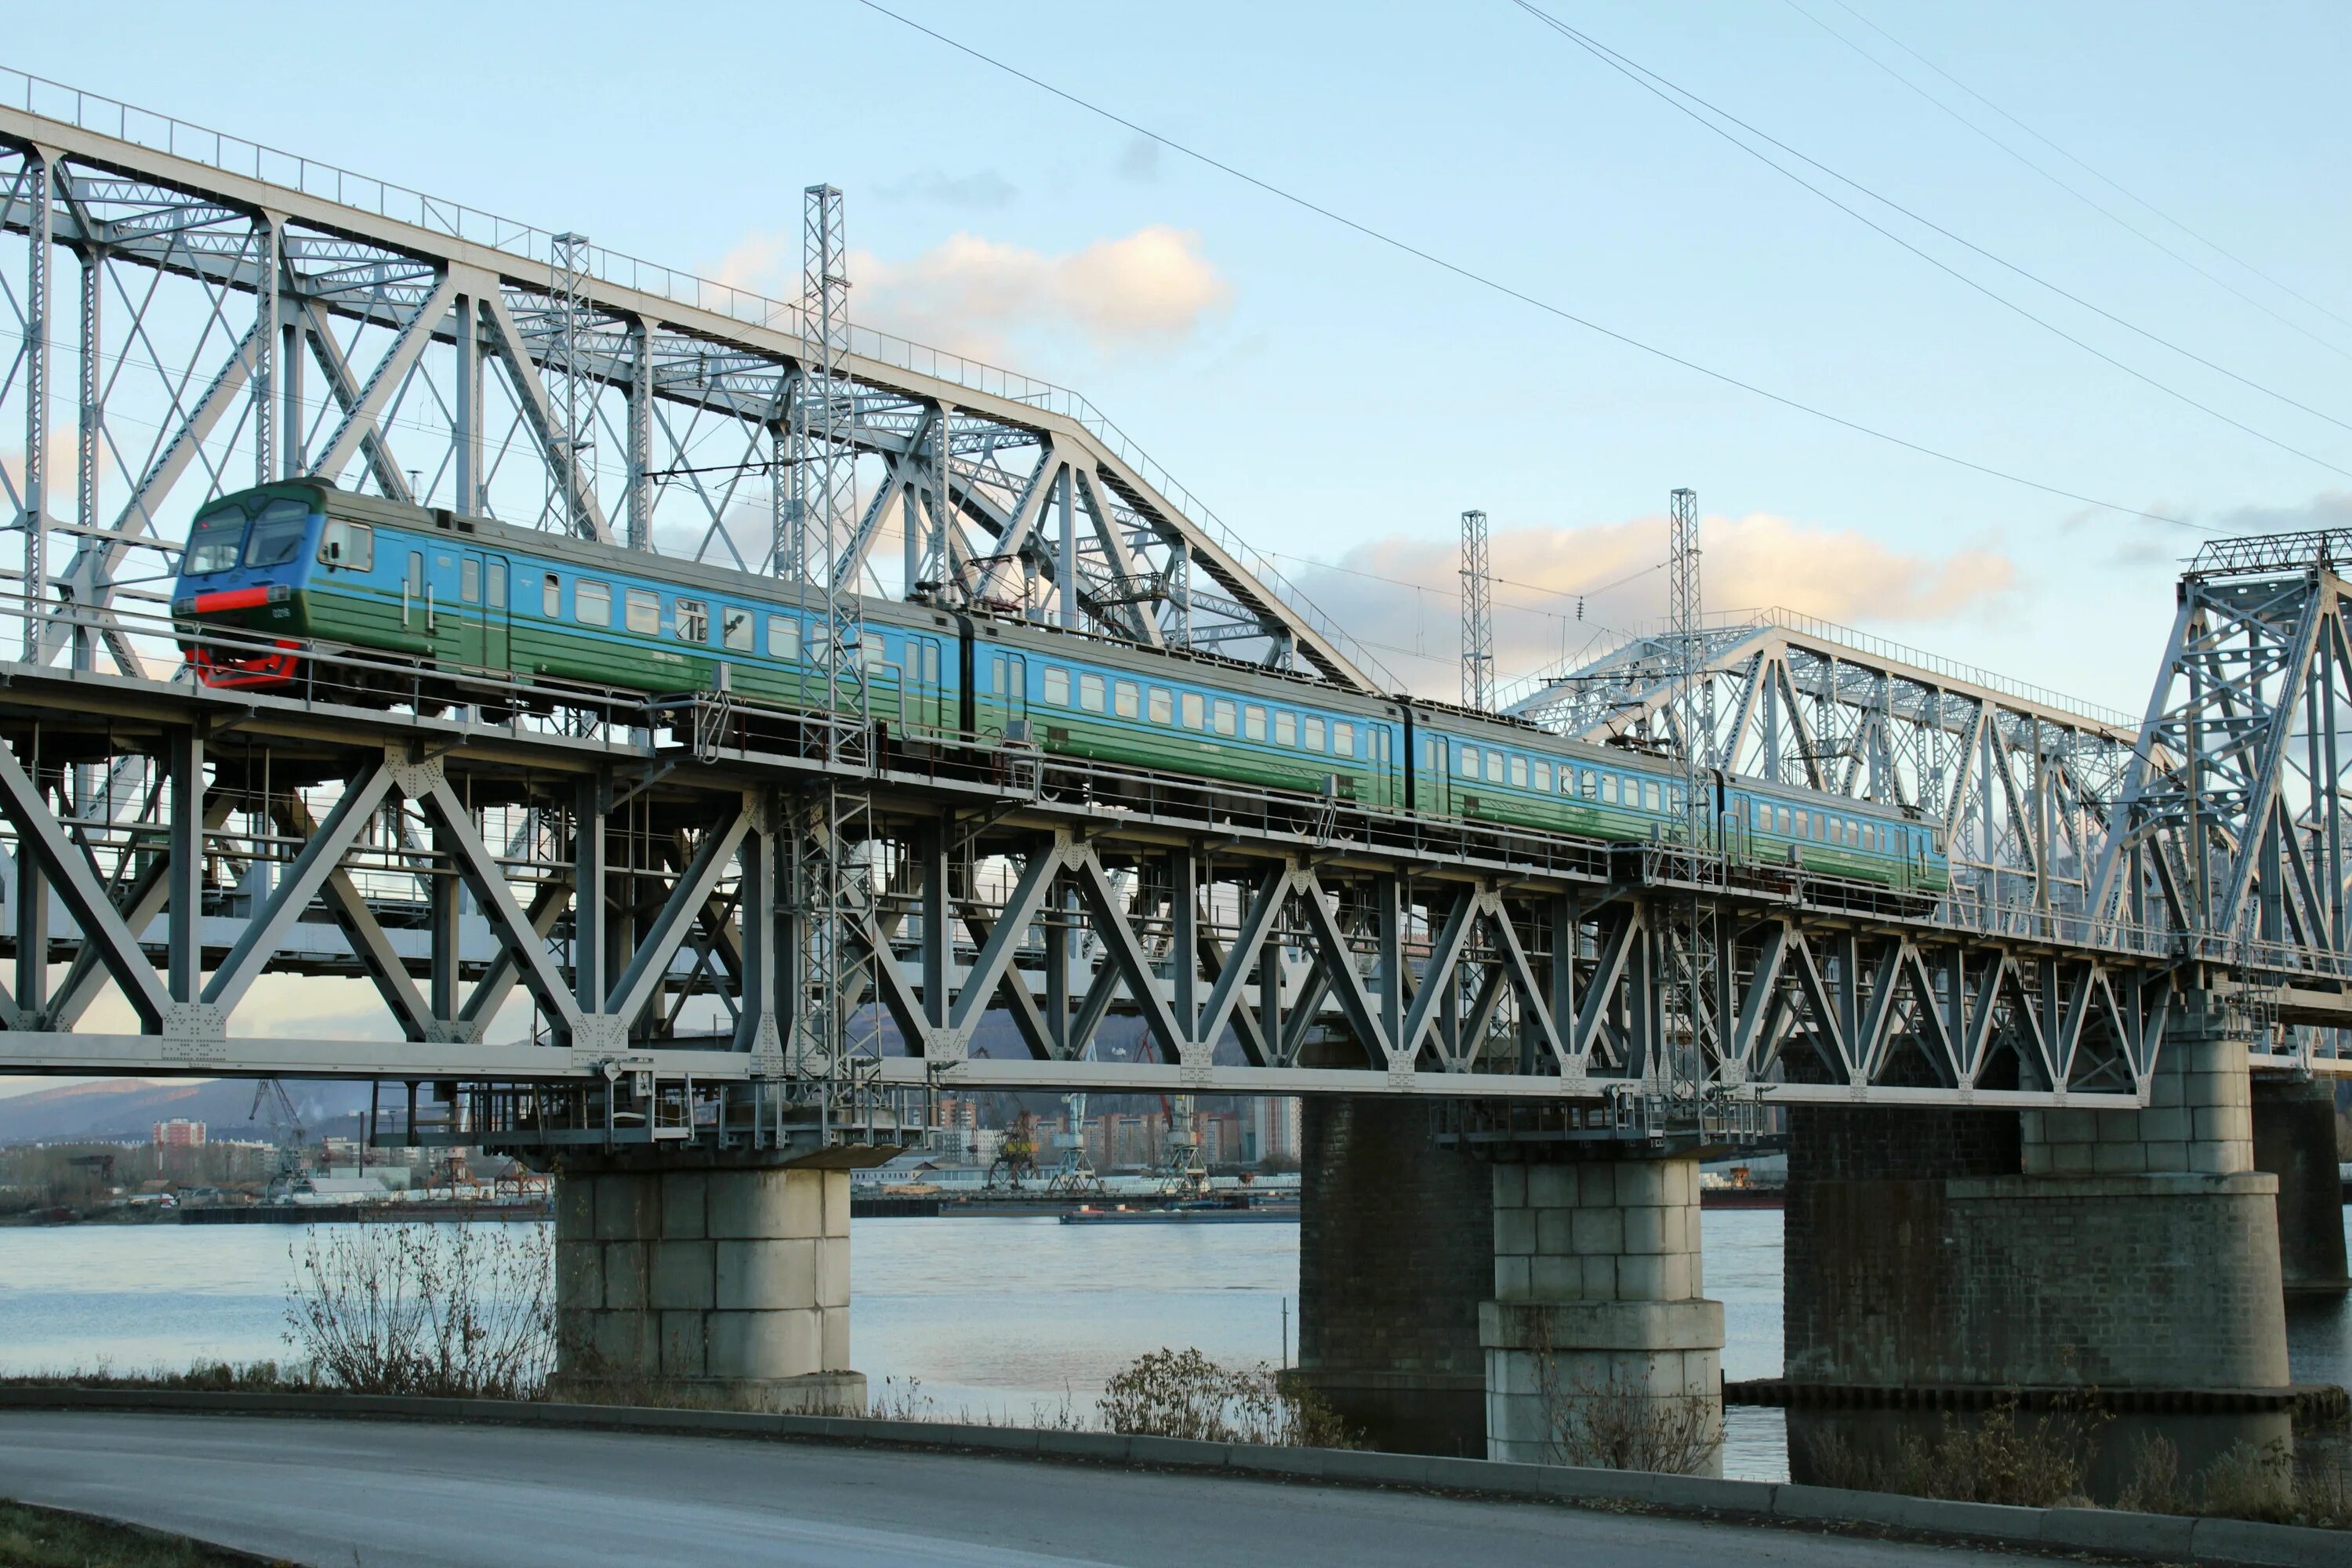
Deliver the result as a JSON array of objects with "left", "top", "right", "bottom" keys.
[
  {"left": 551, "top": 1151, "right": 865, "bottom": 1414},
  {"left": 2250, "top": 1073, "right": 2350, "bottom": 1297},
  {"left": 1482, "top": 1152, "right": 1724, "bottom": 1474},
  {"left": 1297, "top": 1098, "right": 1723, "bottom": 1472},
  {"left": 1294, "top": 1098, "right": 1491, "bottom": 1456},
  {"left": 1784, "top": 996, "right": 2298, "bottom": 1499}
]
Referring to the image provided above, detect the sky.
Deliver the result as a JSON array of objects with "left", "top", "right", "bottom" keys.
[
  {"left": 13, "top": 1, "right": 2352, "bottom": 710},
  {"left": 7, "top": 3, "right": 2352, "bottom": 1091}
]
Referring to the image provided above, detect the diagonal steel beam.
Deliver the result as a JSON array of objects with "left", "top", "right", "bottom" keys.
[
  {"left": 201, "top": 763, "right": 393, "bottom": 1015},
  {"left": 0, "top": 738, "right": 169, "bottom": 1030}
]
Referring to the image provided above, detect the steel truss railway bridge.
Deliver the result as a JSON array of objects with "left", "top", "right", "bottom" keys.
[
  {"left": 6, "top": 67, "right": 2352, "bottom": 1475},
  {"left": 0, "top": 71, "right": 2347, "bottom": 1140}
]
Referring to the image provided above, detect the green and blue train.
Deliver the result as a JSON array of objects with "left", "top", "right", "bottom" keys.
[{"left": 172, "top": 481, "right": 1950, "bottom": 898}]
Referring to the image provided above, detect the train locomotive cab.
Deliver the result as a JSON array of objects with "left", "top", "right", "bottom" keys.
[{"left": 171, "top": 484, "right": 326, "bottom": 689}]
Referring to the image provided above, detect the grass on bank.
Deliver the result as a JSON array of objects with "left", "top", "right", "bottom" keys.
[{"left": 0, "top": 1499, "right": 292, "bottom": 1567}]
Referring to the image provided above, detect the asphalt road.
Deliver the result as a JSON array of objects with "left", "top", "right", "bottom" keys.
[{"left": 0, "top": 1411, "right": 2024, "bottom": 1568}]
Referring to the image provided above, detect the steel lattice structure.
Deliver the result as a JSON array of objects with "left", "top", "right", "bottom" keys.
[
  {"left": 1508, "top": 607, "right": 2147, "bottom": 945},
  {"left": 0, "top": 71, "right": 2341, "bottom": 1160},
  {"left": 0, "top": 74, "right": 1388, "bottom": 698}
]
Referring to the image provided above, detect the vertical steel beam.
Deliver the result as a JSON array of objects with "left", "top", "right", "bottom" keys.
[
  {"left": 252, "top": 216, "right": 278, "bottom": 486},
  {"left": 429, "top": 819, "right": 463, "bottom": 1025},
  {"left": 1057, "top": 467, "right": 1079, "bottom": 630},
  {"left": 165, "top": 728, "right": 205, "bottom": 1004},
  {"left": 280, "top": 294, "right": 303, "bottom": 480},
  {"left": 573, "top": 777, "right": 608, "bottom": 1012},
  {"left": 920, "top": 818, "right": 949, "bottom": 1029},
  {"left": 452, "top": 292, "right": 481, "bottom": 511},
  {"left": 732, "top": 793, "right": 779, "bottom": 1054},
  {"left": 13, "top": 758, "right": 46, "bottom": 1018},
  {"left": 626, "top": 315, "right": 653, "bottom": 549},
  {"left": 1169, "top": 847, "right": 1199, "bottom": 1043},
  {"left": 71, "top": 238, "right": 98, "bottom": 674},
  {"left": 23, "top": 147, "right": 52, "bottom": 659}
]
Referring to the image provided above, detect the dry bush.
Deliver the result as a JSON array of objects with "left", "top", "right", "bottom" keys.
[
  {"left": 1802, "top": 1398, "right": 2101, "bottom": 1508},
  {"left": 1098, "top": 1348, "right": 1359, "bottom": 1448},
  {"left": 1530, "top": 1352, "right": 1717, "bottom": 1475},
  {"left": 283, "top": 1223, "right": 553, "bottom": 1399}
]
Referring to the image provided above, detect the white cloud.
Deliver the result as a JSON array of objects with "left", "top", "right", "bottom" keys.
[
  {"left": 1292, "top": 508, "right": 2017, "bottom": 696},
  {"left": 710, "top": 224, "right": 1232, "bottom": 359}
]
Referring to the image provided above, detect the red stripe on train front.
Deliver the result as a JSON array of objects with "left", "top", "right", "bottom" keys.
[{"left": 193, "top": 586, "right": 271, "bottom": 612}]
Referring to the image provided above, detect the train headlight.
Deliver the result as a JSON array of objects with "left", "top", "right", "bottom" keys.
[
  {"left": 267, "top": 583, "right": 292, "bottom": 604},
  {"left": 172, "top": 597, "right": 194, "bottom": 616}
]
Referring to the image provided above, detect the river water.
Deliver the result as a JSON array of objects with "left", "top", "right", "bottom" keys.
[{"left": 2, "top": 1208, "right": 2346, "bottom": 1483}]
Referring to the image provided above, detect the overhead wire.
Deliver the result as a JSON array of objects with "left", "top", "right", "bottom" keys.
[
  {"left": 1508, "top": 0, "right": 2352, "bottom": 477},
  {"left": 851, "top": 0, "right": 2207, "bottom": 532},
  {"left": 1787, "top": 0, "right": 2352, "bottom": 366}
]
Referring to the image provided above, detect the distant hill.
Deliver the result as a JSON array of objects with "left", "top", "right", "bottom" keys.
[{"left": 0, "top": 1078, "right": 373, "bottom": 1145}]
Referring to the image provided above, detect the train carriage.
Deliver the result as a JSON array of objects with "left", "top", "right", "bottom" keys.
[{"left": 172, "top": 481, "right": 1947, "bottom": 900}]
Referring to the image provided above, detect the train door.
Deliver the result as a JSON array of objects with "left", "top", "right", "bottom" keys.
[
  {"left": 996, "top": 649, "right": 1029, "bottom": 739},
  {"left": 434, "top": 548, "right": 505, "bottom": 670},
  {"left": 906, "top": 634, "right": 943, "bottom": 735}
]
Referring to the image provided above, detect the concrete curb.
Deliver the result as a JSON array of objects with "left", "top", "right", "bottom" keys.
[{"left": 0, "top": 1385, "right": 2342, "bottom": 1566}]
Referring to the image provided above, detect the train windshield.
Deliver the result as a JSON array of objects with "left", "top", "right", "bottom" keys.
[
  {"left": 241, "top": 499, "right": 312, "bottom": 567},
  {"left": 183, "top": 502, "right": 249, "bottom": 575},
  {"left": 182, "top": 495, "right": 312, "bottom": 576}
]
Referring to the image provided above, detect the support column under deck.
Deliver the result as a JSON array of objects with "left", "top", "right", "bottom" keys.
[
  {"left": 1482, "top": 1154, "right": 1723, "bottom": 1474},
  {"left": 1294, "top": 1098, "right": 1490, "bottom": 1456},
  {"left": 552, "top": 1152, "right": 864, "bottom": 1414},
  {"left": 2251, "top": 1073, "right": 2350, "bottom": 1298},
  {"left": 1783, "top": 996, "right": 2299, "bottom": 1500}
]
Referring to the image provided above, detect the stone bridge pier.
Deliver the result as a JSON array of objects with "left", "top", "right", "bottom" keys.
[
  {"left": 1297, "top": 1098, "right": 1723, "bottom": 1471},
  {"left": 550, "top": 1150, "right": 866, "bottom": 1414},
  {"left": 1784, "top": 994, "right": 2306, "bottom": 1498}
]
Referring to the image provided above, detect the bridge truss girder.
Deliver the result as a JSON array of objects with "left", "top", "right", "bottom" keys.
[
  {"left": 2093, "top": 553, "right": 2352, "bottom": 1040},
  {"left": 1508, "top": 611, "right": 2148, "bottom": 944},
  {"left": 0, "top": 662, "right": 2218, "bottom": 1138},
  {"left": 0, "top": 102, "right": 1385, "bottom": 694}
]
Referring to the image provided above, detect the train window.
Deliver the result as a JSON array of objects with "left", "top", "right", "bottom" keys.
[
  {"left": 1113, "top": 680, "right": 1138, "bottom": 719},
  {"left": 461, "top": 558, "right": 481, "bottom": 604},
  {"left": 487, "top": 560, "right": 506, "bottom": 607},
  {"left": 1244, "top": 706, "right": 1266, "bottom": 741},
  {"left": 186, "top": 503, "right": 249, "bottom": 575},
  {"left": 1305, "top": 716, "right": 1326, "bottom": 751},
  {"left": 1534, "top": 761, "right": 1552, "bottom": 793},
  {"left": 1149, "top": 688, "right": 1174, "bottom": 724},
  {"left": 676, "top": 599, "right": 708, "bottom": 643},
  {"left": 1601, "top": 775, "right": 1618, "bottom": 804},
  {"left": 318, "top": 519, "right": 373, "bottom": 572},
  {"left": 1044, "top": 667, "right": 1071, "bottom": 706},
  {"left": 241, "top": 499, "right": 311, "bottom": 568},
  {"left": 1847, "top": 821, "right": 1860, "bottom": 848},
  {"left": 924, "top": 642, "right": 940, "bottom": 682},
  {"left": 408, "top": 553, "right": 425, "bottom": 598},
  {"left": 1276, "top": 711, "right": 1298, "bottom": 746},
  {"left": 1580, "top": 770, "right": 1597, "bottom": 799},
  {"left": 625, "top": 589, "right": 659, "bottom": 635},
  {"left": 1213, "top": 699, "right": 1238, "bottom": 736},
  {"left": 576, "top": 581, "right": 611, "bottom": 626},
  {"left": 722, "top": 608, "right": 752, "bottom": 651},
  {"left": 1645, "top": 782, "right": 1661, "bottom": 811},
  {"left": 1457, "top": 744, "right": 1476, "bottom": 774},
  {"left": 543, "top": 573, "right": 562, "bottom": 617},
  {"left": 1079, "top": 673, "right": 1106, "bottom": 712},
  {"left": 770, "top": 616, "right": 800, "bottom": 659},
  {"left": 1484, "top": 750, "right": 1502, "bottom": 783},
  {"left": 1508, "top": 757, "right": 1527, "bottom": 789},
  {"left": 1334, "top": 720, "right": 1356, "bottom": 757},
  {"left": 1793, "top": 809, "right": 1809, "bottom": 838},
  {"left": 1182, "top": 692, "right": 1206, "bottom": 728}
]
